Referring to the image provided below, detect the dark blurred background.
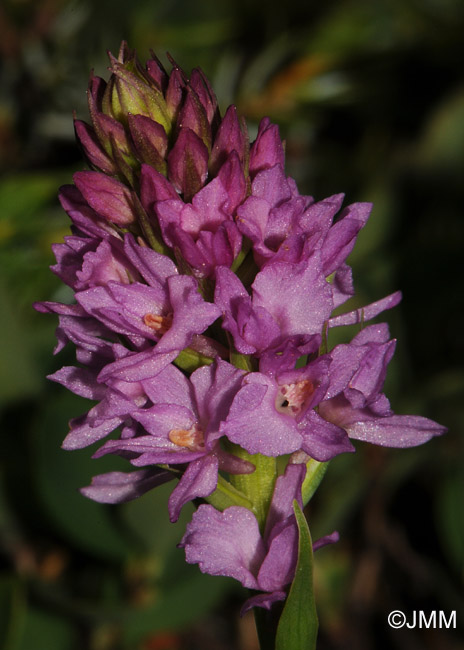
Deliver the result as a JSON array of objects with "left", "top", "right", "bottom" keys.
[{"left": 0, "top": 0, "right": 463, "bottom": 648}]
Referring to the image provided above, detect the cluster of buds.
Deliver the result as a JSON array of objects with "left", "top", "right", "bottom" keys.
[{"left": 35, "top": 43, "right": 445, "bottom": 615}]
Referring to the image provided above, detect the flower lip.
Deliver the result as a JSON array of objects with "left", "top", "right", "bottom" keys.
[
  {"left": 275, "top": 379, "right": 316, "bottom": 417},
  {"left": 168, "top": 422, "right": 205, "bottom": 452},
  {"left": 143, "top": 312, "right": 173, "bottom": 335}
]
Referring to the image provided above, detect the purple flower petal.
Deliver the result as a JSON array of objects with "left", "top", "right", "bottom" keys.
[
  {"left": 299, "top": 410, "right": 355, "bottom": 461},
  {"left": 62, "top": 414, "right": 123, "bottom": 450},
  {"left": 123, "top": 233, "right": 178, "bottom": 286},
  {"left": 168, "top": 128, "right": 209, "bottom": 200},
  {"left": 257, "top": 521, "right": 298, "bottom": 592},
  {"left": 190, "top": 360, "right": 245, "bottom": 437},
  {"left": 73, "top": 171, "right": 138, "bottom": 226},
  {"left": 345, "top": 413, "right": 447, "bottom": 447},
  {"left": 252, "top": 257, "right": 333, "bottom": 339},
  {"left": 210, "top": 105, "right": 247, "bottom": 174},
  {"left": 240, "top": 591, "right": 287, "bottom": 616},
  {"left": 329, "top": 291, "right": 402, "bottom": 327},
  {"left": 48, "top": 366, "right": 106, "bottom": 400},
  {"left": 80, "top": 468, "right": 174, "bottom": 504},
  {"left": 249, "top": 117, "right": 285, "bottom": 177},
  {"left": 168, "top": 454, "right": 219, "bottom": 522},
  {"left": 222, "top": 374, "right": 302, "bottom": 456},
  {"left": 313, "top": 531, "right": 340, "bottom": 552},
  {"left": 180, "top": 504, "right": 266, "bottom": 589},
  {"left": 264, "top": 463, "right": 306, "bottom": 536}
]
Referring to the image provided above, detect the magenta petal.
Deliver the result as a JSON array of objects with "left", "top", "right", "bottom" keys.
[
  {"left": 132, "top": 403, "right": 194, "bottom": 438},
  {"left": 325, "top": 324, "right": 392, "bottom": 401},
  {"left": 168, "top": 454, "right": 219, "bottom": 522},
  {"left": 240, "top": 591, "right": 286, "bottom": 616},
  {"left": 123, "top": 233, "right": 178, "bottom": 286},
  {"left": 48, "top": 366, "right": 106, "bottom": 400},
  {"left": 252, "top": 258, "right": 333, "bottom": 339},
  {"left": 222, "top": 375, "right": 302, "bottom": 456},
  {"left": 58, "top": 184, "right": 116, "bottom": 238},
  {"left": 190, "top": 360, "right": 245, "bottom": 435},
  {"left": 180, "top": 504, "right": 266, "bottom": 589},
  {"left": 257, "top": 522, "right": 298, "bottom": 592},
  {"left": 210, "top": 105, "right": 247, "bottom": 173},
  {"left": 249, "top": 117, "right": 285, "bottom": 177},
  {"left": 237, "top": 304, "right": 281, "bottom": 353},
  {"left": 264, "top": 464, "right": 306, "bottom": 537},
  {"left": 176, "top": 87, "right": 211, "bottom": 146},
  {"left": 62, "top": 414, "right": 123, "bottom": 450},
  {"left": 329, "top": 291, "right": 402, "bottom": 327},
  {"left": 216, "top": 151, "right": 247, "bottom": 214},
  {"left": 158, "top": 275, "right": 221, "bottom": 353},
  {"left": 98, "top": 348, "right": 177, "bottom": 383},
  {"left": 74, "top": 119, "right": 116, "bottom": 174},
  {"left": 321, "top": 202, "right": 372, "bottom": 275},
  {"left": 80, "top": 469, "right": 173, "bottom": 504},
  {"left": 215, "top": 267, "right": 262, "bottom": 354},
  {"left": 313, "top": 531, "right": 340, "bottom": 552},
  {"left": 325, "top": 344, "right": 367, "bottom": 399},
  {"left": 345, "top": 339, "right": 396, "bottom": 408},
  {"left": 331, "top": 264, "right": 354, "bottom": 308},
  {"left": 140, "top": 164, "right": 178, "bottom": 213},
  {"left": 189, "top": 68, "right": 219, "bottom": 125},
  {"left": 352, "top": 322, "right": 391, "bottom": 345},
  {"left": 142, "top": 362, "right": 194, "bottom": 408},
  {"left": 346, "top": 414, "right": 447, "bottom": 447},
  {"left": 73, "top": 171, "right": 137, "bottom": 226},
  {"left": 128, "top": 114, "right": 168, "bottom": 171},
  {"left": 250, "top": 165, "right": 293, "bottom": 205},
  {"left": 299, "top": 410, "right": 355, "bottom": 461},
  {"left": 168, "top": 128, "right": 209, "bottom": 200}
]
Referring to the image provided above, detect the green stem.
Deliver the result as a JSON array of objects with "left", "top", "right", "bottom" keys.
[
  {"left": 254, "top": 602, "right": 282, "bottom": 650},
  {"left": 173, "top": 347, "right": 215, "bottom": 373},
  {"left": 226, "top": 444, "right": 277, "bottom": 531},
  {"left": 205, "top": 475, "right": 254, "bottom": 512}
]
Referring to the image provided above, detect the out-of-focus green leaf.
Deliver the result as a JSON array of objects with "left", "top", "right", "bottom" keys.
[
  {"left": 437, "top": 470, "right": 464, "bottom": 573},
  {"left": 18, "top": 609, "right": 73, "bottom": 650},
  {"left": 416, "top": 90, "right": 464, "bottom": 171},
  {"left": 0, "top": 280, "right": 40, "bottom": 403},
  {"left": 122, "top": 488, "right": 238, "bottom": 642},
  {"left": 0, "top": 577, "right": 26, "bottom": 650},
  {"left": 275, "top": 501, "right": 318, "bottom": 650},
  {"left": 121, "top": 481, "right": 193, "bottom": 559},
  {"left": 0, "top": 175, "right": 58, "bottom": 227},
  {"left": 123, "top": 561, "right": 233, "bottom": 644},
  {"left": 32, "top": 391, "right": 132, "bottom": 560}
]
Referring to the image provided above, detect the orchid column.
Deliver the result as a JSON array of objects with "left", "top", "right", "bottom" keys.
[{"left": 35, "top": 42, "right": 446, "bottom": 650}]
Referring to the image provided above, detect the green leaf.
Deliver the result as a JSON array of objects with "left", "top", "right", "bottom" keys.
[
  {"left": 302, "top": 459, "right": 329, "bottom": 505},
  {"left": 0, "top": 279, "right": 41, "bottom": 403},
  {"left": 122, "top": 562, "right": 233, "bottom": 644},
  {"left": 275, "top": 501, "right": 318, "bottom": 650},
  {"left": 32, "top": 392, "right": 132, "bottom": 560},
  {"left": 0, "top": 577, "right": 26, "bottom": 650},
  {"left": 18, "top": 609, "right": 73, "bottom": 650}
]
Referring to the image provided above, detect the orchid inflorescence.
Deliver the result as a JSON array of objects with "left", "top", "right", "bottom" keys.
[{"left": 35, "top": 42, "right": 445, "bottom": 645}]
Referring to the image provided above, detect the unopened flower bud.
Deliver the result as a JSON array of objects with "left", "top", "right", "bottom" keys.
[
  {"left": 73, "top": 171, "right": 138, "bottom": 226},
  {"left": 74, "top": 119, "right": 117, "bottom": 175},
  {"left": 168, "top": 129, "right": 209, "bottom": 201},
  {"left": 103, "top": 53, "right": 171, "bottom": 134}
]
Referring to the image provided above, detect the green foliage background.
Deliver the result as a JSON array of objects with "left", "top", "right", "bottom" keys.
[{"left": 0, "top": 1, "right": 463, "bottom": 648}]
